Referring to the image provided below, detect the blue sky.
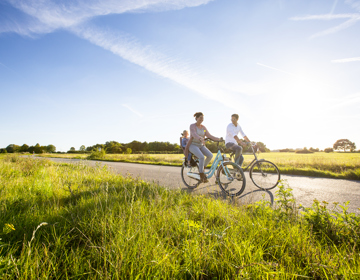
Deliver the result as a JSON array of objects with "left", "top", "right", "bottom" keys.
[{"left": 1, "top": 0, "right": 359, "bottom": 152}]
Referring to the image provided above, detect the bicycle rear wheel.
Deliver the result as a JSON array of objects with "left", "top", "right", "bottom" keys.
[
  {"left": 216, "top": 162, "right": 246, "bottom": 197},
  {"left": 250, "top": 160, "right": 280, "bottom": 190},
  {"left": 181, "top": 163, "right": 200, "bottom": 189}
]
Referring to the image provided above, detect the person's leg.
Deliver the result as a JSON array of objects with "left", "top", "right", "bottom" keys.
[
  {"left": 200, "top": 145, "right": 213, "bottom": 170},
  {"left": 226, "top": 143, "right": 243, "bottom": 166},
  {"left": 187, "top": 152, "right": 192, "bottom": 166},
  {"left": 189, "top": 145, "right": 205, "bottom": 173}
]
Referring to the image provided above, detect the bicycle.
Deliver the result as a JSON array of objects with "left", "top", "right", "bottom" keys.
[
  {"left": 181, "top": 139, "right": 246, "bottom": 197},
  {"left": 228, "top": 142, "right": 280, "bottom": 190}
]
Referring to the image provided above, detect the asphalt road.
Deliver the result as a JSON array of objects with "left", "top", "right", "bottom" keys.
[{"left": 41, "top": 157, "right": 360, "bottom": 214}]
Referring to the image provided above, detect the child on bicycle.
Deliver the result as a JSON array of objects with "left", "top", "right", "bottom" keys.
[{"left": 181, "top": 130, "right": 192, "bottom": 166}]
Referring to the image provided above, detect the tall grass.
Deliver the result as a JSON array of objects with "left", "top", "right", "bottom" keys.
[
  {"left": 38, "top": 152, "right": 360, "bottom": 180},
  {"left": 1, "top": 155, "right": 360, "bottom": 278}
]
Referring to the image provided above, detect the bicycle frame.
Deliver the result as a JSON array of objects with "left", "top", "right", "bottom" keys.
[
  {"left": 207, "top": 150, "right": 224, "bottom": 178},
  {"left": 232, "top": 143, "right": 262, "bottom": 172},
  {"left": 185, "top": 143, "right": 230, "bottom": 179}
]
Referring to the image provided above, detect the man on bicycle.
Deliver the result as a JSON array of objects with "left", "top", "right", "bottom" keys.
[{"left": 225, "top": 114, "right": 250, "bottom": 167}]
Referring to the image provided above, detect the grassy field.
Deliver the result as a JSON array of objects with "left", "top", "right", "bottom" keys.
[
  {"left": 37, "top": 152, "right": 360, "bottom": 180},
  {"left": 1, "top": 155, "right": 360, "bottom": 279}
]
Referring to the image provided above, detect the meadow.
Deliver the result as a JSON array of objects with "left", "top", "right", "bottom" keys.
[
  {"left": 38, "top": 152, "right": 360, "bottom": 180},
  {"left": 1, "top": 155, "right": 360, "bottom": 279},
  {"left": 0, "top": 156, "right": 360, "bottom": 279}
]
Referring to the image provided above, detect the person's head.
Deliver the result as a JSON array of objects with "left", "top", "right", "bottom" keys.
[
  {"left": 194, "top": 112, "right": 204, "bottom": 123},
  {"left": 182, "top": 130, "right": 189, "bottom": 137},
  {"left": 231, "top": 114, "right": 239, "bottom": 124}
]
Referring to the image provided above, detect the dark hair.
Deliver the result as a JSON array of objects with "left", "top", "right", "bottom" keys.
[
  {"left": 194, "top": 112, "right": 203, "bottom": 119},
  {"left": 232, "top": 114, "right": 239, "bottom": 120}
]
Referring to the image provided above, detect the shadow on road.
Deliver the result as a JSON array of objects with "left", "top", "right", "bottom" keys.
[{"left": 181, "top": 182, "right": 274, "bottom": 206}]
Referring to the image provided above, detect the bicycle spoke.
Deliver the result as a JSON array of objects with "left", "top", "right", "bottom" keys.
[
  {"left": 217, "top": 162, "right": 246, "bottom": 196},
  {"left": 250, "top": 161, "right": 280, "bottom": 190},
  {"left": 181, "top": 164, "right": 200, "bottom": 189}
]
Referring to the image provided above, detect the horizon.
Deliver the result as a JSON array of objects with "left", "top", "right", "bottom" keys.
[{"left": 1, "top": 0, "right": 359, "bottom": 152}]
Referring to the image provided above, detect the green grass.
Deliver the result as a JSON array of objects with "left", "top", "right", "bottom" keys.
[
  {"left": 37, "top": 151, "right": 360, "bottom": 180},
  {"left": 1, "top": 155, "right": 360, "bottom": 279}
]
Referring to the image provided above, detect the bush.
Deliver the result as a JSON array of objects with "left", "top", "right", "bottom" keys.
[
  {"left": 324, "top": 148, "right": 334, "bottom": 153},
  {"left": 279, "top": 148, "right": 295, "bottom": 152},
  {"left": 87, "top": 149, "right": 106, "bottom": 160},
  {"left": 295, "top": 148, "right": 314, "bottom": 154}
]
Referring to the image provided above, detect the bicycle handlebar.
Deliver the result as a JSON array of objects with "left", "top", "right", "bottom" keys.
[{"left": 204, "top": 138, "right": 224, "bottom": 143}]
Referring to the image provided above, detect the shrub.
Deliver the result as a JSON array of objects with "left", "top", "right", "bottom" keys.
[
  {"left": 87, "top": 149, "right": 106, "bottom": 160},
  {"left": 279, "top": 148, "right": 295, "bottom": 152},
  {"left": 324, "top": 148, "right": 334, "bottom": 153},
  {"left": 295, "top": 148, "right": 314, "bottom": 154}
]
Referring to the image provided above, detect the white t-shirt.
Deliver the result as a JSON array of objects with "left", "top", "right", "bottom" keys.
[{"left": 225, "top": 123, "right": 246, "bottom": 145}]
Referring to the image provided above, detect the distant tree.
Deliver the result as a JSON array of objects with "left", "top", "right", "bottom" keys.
[
  {"left": 279, "top": 148, "right": 295, "bottom": 152},
  {"left": 333, "top": 139, "right": 356, "bottom": 152},
  {"left": 46, "top": 145, "right": 56, "bottom": 153},
  {"left": 70, "top": 147, "right": 76, "bottom": 152},
  {"left": 86, "top": 144, "right": 105, "bottom": 152},
  {"left": 80, "top": 145, "right": 86, "bottom": 152},
  {"left": 309, "top": 147, "right": 319, "bottom": 152},
  {"left": 324, "top": 148, "right": 334, "bottom": 153},
  {"left": 295, "top": 148, "right": 314, "bottom": 154},
  {"left": 6, "top": 144, "right": 21, "bottom": 153},
  {"left": 105, "top": 141, "right": 123, "bottom": 154},
  {"left": 256, "top": 142, "right": 270, "bottom": 152},
  {"left": 127, "top": 141, "right": 142, "bottom": 152},
  {"left": 0, "top": 148, "right": 7, "bottom": 154},
  {"left": 34, "top": 143, "right": 43, "bottom": 154},
  {"left": 20, "top": 144, "right": 29, "bottom": 152},
  {"left": 126, "top": 148, "right": 132, "bottom": 154}
]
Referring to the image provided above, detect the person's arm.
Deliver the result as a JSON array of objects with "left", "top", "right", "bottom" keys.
[
  {"left": 234, "top": 125, "right": 250, "bottom": 145},
  {"left": 204, "top": 126, "right": 222, "bottom": 141}
]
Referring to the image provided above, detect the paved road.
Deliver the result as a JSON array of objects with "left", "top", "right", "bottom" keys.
[{"left": 42, "top": 157, "right": 360, "bottom": 214}]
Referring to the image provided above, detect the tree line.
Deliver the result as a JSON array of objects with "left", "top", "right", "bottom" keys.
[
  {"left": 1, "top": 140, "right": 271, "bottom": 154},
  {"left": 0, "top": 144, "right": 56, "bottom": 154},
  {"left": 278, "top": 139, "right": 357, "bottom": 153}
]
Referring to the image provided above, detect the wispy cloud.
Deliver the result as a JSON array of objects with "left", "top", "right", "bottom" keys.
[
  {"left": 331, "top": 57, "right": 360, "bottom": 63},
  {"left": 327, "top": 92, "right": 360, "bottom": 109},
  {"left": 290, "top": 13, "right": 360, "bottom": 38},
  {"left": 3, "top": 0, "right": 214, "bottom": 36},
  {"left": 0, "top": 61, "right": 17, "bottom": 74},
  {"left": 71, "top": 24, "right": 254, "bottom": 112},
  {"left": 257, "top": 62, "right": 295, "bottom": 76},
  {"left": 122, "top": 104, "right": 143, "bottom": 117},
  {"left": 1, "top": 0, "right": 255, "bottom": 112},
  {"left": 330, "top": 0, "right": 339, "bottom": 14}
]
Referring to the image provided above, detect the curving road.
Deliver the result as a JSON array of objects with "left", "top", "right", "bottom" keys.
[{"left": 41, "top": 157, "right": 360, "bottom": 214}]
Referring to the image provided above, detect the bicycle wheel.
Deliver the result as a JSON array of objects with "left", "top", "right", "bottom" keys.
[
  {"left": 216, "top": 161, "right": 246, "bottom": 197},
  {"left": 250, "top": 160, "right": 280, "bottom": 190},
  {"left": 181, "top": 162, "right": 200, "bottom": 189}
]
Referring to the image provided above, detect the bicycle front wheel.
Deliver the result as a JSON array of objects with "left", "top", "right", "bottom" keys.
[
  {"left": 250, "top": 160, "right": 280, "bottom": 190},
  {"left": 181, "top": 163, "right": 200, "bottom": 189},
  {"left": 216, "top": 162, "right": 246, "bottom": 197}
]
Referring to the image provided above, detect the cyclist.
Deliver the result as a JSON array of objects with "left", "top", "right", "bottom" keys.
[
  {"left": 184, "top": 112, "right": 222, "bottom": 183},
  {"left": 225, "top": 114, "right": 251, "bottom": 167}
]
